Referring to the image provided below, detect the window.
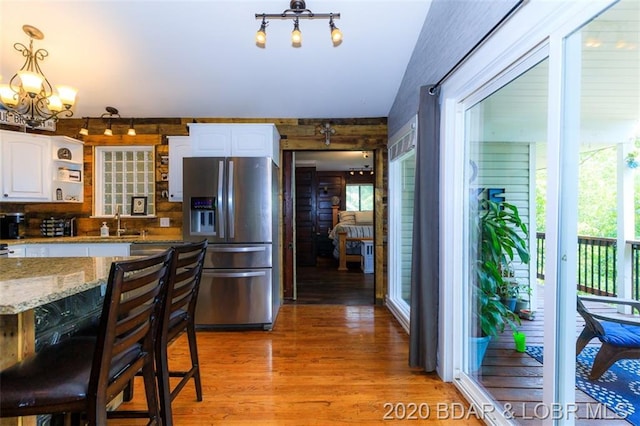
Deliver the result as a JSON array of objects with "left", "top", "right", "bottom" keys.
[
  {"left": 345, "top": 184, "right": 373, "bottom": 211},
  {"left": 387, "top": 115, "right": 416, "bottom": 331},
  {"left": 94, "top": 146, "right": 155, "bottom": 217}
]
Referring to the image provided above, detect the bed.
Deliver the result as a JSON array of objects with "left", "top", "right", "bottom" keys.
[{"left": 329, "top": 206, "right": 373, "bottom": 271}]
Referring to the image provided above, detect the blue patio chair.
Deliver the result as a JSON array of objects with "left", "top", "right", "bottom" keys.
[{"left": 576, "top": 294, "right": 640, "bottom": 380}]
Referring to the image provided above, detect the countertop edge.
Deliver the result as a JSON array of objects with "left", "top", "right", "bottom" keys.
[{"left": 1, "top": 236, "right": 185, "bottom": 245}]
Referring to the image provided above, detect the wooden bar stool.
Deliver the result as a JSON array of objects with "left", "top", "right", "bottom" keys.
[
  {"left": 125, "top": 240, "right": 208, "bottom": 426},
  {"left": 0, "top": 250, "right": 174, "bottom": 425}
]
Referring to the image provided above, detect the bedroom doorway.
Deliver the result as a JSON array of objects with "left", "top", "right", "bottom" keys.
[{"left": 284, "top": 150, "right": 377, "bottom": 305}]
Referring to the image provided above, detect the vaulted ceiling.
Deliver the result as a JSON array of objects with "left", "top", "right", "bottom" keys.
[{"left": 0, "top": 1, "right": 433, "bottom": 120}]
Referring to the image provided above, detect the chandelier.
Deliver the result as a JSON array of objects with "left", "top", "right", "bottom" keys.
[
  {"left": 255, "top": 1, "right": 342, "bottom": 47},
  {"left": 0, "top": 25, "right": 77, "bottom": 129}
]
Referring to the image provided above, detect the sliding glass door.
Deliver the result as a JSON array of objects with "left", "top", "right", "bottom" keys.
[
  {"left": 462, "top": 57, "right": 548, "bottom": 396},
  {"left": 444, "top": 0, "right": 636, "bottom": 422}
]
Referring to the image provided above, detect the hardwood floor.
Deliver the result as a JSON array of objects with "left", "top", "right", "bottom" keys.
[
  {"left": 290, "top": 256, "right": 375, "bottom": 305},
  {"left": 117, "top": 305, "right": 480, "bottom": 425}
]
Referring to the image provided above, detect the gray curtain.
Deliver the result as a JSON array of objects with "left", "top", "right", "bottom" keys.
[{"left": 409, "top": 85, "right": 440, "bottom": 372}]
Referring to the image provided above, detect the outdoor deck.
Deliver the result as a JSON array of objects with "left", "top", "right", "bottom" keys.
[{"left": 478, "top": 286, "right": 630, "bottom": 425}]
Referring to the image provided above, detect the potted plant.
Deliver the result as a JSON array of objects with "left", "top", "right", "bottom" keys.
[
  {"left": 470, "top": 198, "right": 530, "bottom": 369},
  {"left": 497, "top": 265, "right": 519, "bottom": 312},
  {"left": 498, "top": 279, "right": 519, "bottom": 312},
  {"left": 514, "top": 283, "right": 532, "bottom": 314}
]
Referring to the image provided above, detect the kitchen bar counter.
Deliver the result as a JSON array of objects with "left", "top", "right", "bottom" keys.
[
  {"left": 0, "top": 257, "right": 129, "bottom": 315},
  {"left": 0, "top": 256, "right": 137, "bottom": 425}
]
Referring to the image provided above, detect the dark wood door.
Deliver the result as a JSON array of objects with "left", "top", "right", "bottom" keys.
[
  {"left": 316, "top": 172, "right": 344, "bottom": 257},
  {"left": 295, "top": 167, "right": 317, "bottom": 266},
  {"left": 282, "top": 151, "right": 295, "bottom": 299}
]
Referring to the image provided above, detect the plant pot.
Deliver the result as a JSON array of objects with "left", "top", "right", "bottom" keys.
[
  {"left": 501, "top": 297, "right": 517, "bottom": 312},
  {"left": 514, "top": 299, "right": 529, "bottom": 314},
  {"left": 469, "top": 335, "right": 491, "bottom": 372}
]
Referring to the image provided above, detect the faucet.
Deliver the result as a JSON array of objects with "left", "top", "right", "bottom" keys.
[{"left": 114, "top": 207, "right": 126, "bottom": 237}]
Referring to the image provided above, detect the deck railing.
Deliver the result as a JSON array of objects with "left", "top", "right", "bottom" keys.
[{"left": 536, "top": 233, "right": 640, "bottom": 299}]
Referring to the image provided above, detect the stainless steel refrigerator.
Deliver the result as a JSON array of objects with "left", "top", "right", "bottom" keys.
[{"left": 182, "top": 157, "right": 279, "bottom": 330}]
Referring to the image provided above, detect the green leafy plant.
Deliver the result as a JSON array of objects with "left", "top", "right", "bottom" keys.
[
  {"left": 498, "top": 278, "right": 520, "bottom": 299},
  {"left": 473, "top": 199, "right": 530, "bottom": 337}
]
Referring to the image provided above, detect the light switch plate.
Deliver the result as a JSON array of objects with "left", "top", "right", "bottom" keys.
[{"left": 160, "top": 217, "right": 170, "bottom": 227}]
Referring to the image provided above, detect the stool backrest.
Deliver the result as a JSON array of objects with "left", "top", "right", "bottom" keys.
[
  {"left": 162, "top": 240, "right": 208, "bottom": 339},
  {"left": 91, "top": 249, "right": 174, "bottom": 402}
]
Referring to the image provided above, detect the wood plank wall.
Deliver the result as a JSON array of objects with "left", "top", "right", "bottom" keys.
[{"left": 1, "top": 117, "right": 389, "bottom": 300}]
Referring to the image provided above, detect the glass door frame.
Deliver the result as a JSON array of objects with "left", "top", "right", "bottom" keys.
[
  {"left": 438, "top": 0, "right": 618, "bottom": 423},
  {"left": 386, "top": 116, "right": 418, "bottom": 332}
]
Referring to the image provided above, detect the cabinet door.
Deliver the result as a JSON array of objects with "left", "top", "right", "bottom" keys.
[
  {"left": 87, "top": 243, "right": 130, "bottom": 256},
  {"left": 25, "top": 245, "right": 49, "bottom": 257},
  {"left": 47, "top": 244, "right": 89, "bottom": 257},
  {"left": 7, "top": 246, "right": 25, "bottom": 257},
  {"left": 188, "top": 124, "right": 231, "bottom": 157},
  {"left": 231, "top": 125, "right": 272, "bottom": 157},
  {"left": 1, "top": 131, "right": 51, "bottom": 201},
  {"left": 168, "top": 136, "right": 192, "bottom": 202}
]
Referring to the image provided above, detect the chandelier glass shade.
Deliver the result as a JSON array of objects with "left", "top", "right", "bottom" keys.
[
  {"left": 255, "top": 1, "right": 341, "bottom": 47},
  {"left": 0, "top": 25, "right": 77, "bottom": 129}
]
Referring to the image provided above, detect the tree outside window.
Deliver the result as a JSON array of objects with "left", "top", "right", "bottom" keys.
[{"left": 346, "top": 184, "right": 373, "bottom": 211}]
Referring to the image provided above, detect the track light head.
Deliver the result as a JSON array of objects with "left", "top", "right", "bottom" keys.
[
  {"left": 256, "top": 15, "right": 268, "bottom": 46},
  {"left": 291, "top": 17, "right": 302, "bottom": 46}
]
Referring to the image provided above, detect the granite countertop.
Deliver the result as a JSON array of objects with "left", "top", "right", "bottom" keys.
[
  {"left": 0, "top": 257, "right": 134, "bottom": 315},
  {"left": 0, "top": 235, "right": 184, "bottom": 245}
]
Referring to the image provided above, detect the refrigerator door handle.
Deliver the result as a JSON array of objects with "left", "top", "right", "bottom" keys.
[
  {"left": 217, "top": 160, "right": 225, "bottom": 238},
  {"left": 209, "top": 246, "right": 267, "bottom": 253},
  {"left": 203, "top": 271, "right": 266, "bottom": 278},
  {"left": 228, "top": 160, "right": 234, "bottom": 239}
]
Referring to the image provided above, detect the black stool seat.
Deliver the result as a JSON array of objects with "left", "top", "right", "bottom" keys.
[{"left": 0, "top": 337, "right": 142, "bottom": 417}]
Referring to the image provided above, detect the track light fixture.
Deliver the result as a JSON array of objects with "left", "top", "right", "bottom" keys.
[
  {"left": 255, "top": 1, "right": 342, "bottom": 48},
  {"left": 349, "top": 165, "right": 374, "bottom": 176},
  {"left": 76, "top": 106, "right": 137, "bottom": 137}
]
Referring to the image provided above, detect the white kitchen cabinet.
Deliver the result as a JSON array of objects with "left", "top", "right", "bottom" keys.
[
  {"left": 7, "top": 246, "right": 25, "bottom": 257},
  {"left": 168, "top": 136, "right": 192, "bottom": 202},
  {"left": 50, "top": 136, "right": 84, "bottom": 203},
  {"left": 230, "top": 125, "right": 280, "bottom": 164},
  {"left": 47, "top": 244, "right": 89, "bottom": 257},
  {"left": 87, "top": 243, "right": 130, "bottom": 256},
  {"left": 0, "top": 130, "right": 84, "bottom": 203},
  {"left": 0, "top": 130, "right": 51, "bottom": 201},
  {"left": 187, "top": 123, "right": 280, "bottom": 166},
  {"left": 188, "top": 125, "right": 232, "bottom": 157},
  {"left": 8, "top": 243, "right": 130, "bottom": 257},
  {"left": 25, "top": 245, "right": 49, "bottom": 257}
]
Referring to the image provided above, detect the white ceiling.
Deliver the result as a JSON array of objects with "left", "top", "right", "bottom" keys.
[{"left": 0, "top": 0, "right": 433, "bottom": 120}]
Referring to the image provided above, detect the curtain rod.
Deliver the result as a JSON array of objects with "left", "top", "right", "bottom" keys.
[{"left": 429, "top": 0, "right": 527, "bottom": 95}]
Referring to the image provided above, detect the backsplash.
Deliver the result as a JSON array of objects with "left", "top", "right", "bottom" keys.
[{"left": 1, "top": 116, "right": 388, "bottom": 240}]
